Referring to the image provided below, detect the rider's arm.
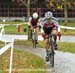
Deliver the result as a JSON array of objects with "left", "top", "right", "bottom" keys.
[
  {"left": 51, "top": 17, "right": 58, "bottom": 22},
  {"left": 53, "top": 20, "right": 61, "bottom": 40},
  {"left": 40, "top": 20, "right": 45, "bottom": 35},
  {"left": 52, "top": 19, "right": 61, "bottom": 32},
  {"left": 28, "top": 17, "right": 32, "bottom": 26},
  {"left": 37, "top": 18, "right": 40, "bottom": 26},
  {"left": 51, "top": 17, "right": 61, "bottom": 40}
]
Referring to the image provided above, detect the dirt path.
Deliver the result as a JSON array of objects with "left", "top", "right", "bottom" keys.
[
  {"left": 15, "top": 45, "right": 75, "bottom": 73},
  {"left": 4, "top": 35, "right": 75, "bottom": 42}
]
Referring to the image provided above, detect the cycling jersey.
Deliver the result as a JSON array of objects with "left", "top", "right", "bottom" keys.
[
  {"left": 29, "top": 17, "right": 39, "bottom": 26},
  {"left": 40, "top": 17, "right": 60, "bottom": 33},
  {"left": 42, "top": 20, "right": 56, "bottom": 34}
]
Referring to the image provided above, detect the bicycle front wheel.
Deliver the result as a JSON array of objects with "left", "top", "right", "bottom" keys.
[
  {"left": 32, "top": 40, "right": 36, "bottom": 48},
  {"left": 32, "top": 32, "right": 36, "bottom": 48},
  {"left": 50, "top": 51, "right": 54, "bottom": 67},
  {"left": 50, "top": 40, "right": 54, "bottom": 67}
]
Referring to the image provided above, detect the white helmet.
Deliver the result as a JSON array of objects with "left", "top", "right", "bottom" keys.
[
  {"left": 32, "top": 12, "right": 38, "bottom": 19},
  {"left": 45, "top": 11, "right": 53, "bottom": 18}
]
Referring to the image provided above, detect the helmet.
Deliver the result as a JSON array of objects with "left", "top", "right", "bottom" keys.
[
  {"left": 45, "top": 11, "right": 53, "bottom": 19},
  {"left": 32, "top": 12, "right": 38, "bottom": 19}
]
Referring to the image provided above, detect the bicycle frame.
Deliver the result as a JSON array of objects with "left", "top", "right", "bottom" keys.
[{"left": 30, "top": 25, "right": 40, "bottom": 48}]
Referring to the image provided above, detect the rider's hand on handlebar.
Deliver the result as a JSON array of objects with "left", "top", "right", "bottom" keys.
[
  {"left": 42, "top": 33, "right": 45, "bottom": 37},
  {"left": 42, "top": 33, "right": 49, "bottom": 39}
]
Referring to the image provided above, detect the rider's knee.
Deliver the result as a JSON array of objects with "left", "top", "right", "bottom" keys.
[
  {"left": 44, "top": 39, "right": 48, "bottom": 44},
  {"left": 52, "top": 30, "right": 57, "bottom": 36}
]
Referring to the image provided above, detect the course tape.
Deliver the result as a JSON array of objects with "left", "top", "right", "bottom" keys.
[
  {"left": 60, "top": 26, "right": 75, "bottom": 30},
  {"left": 1, "top": 23, "right": 75, "bottom": 30}
]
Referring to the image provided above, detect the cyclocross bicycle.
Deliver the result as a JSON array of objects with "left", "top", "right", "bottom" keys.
[
  {"left": 47, "top": 34, "right": 55, "bottom": 67},
  {"left": 31, "top": 28, "right": 37, "bottom": 48}
]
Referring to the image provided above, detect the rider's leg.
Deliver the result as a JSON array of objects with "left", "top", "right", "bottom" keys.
[
  {"left": 53, "top": 35, "right": 57, "bottom": 43},
  {"left": 52, "top": 30, "right": 58, "bottom": 50},
  {"left": 44, "top": 38, "right": 50, "bottom": 61},
  {"left": 35, "top": 27, "right": 38, "bottom": 44},
  {"left": 53, "top": 26, "right": 58, "bottom": 43},
  {"left": 45, "top": 38, "right": 49, "bottom": 52},
  {"left": 30, "top": 26, "right": 33, "bottom": 39},
  {"left": 52, "top": 30, "right": 57, "bottom": 40}
]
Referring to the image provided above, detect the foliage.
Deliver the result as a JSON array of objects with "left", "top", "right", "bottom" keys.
[{"left": 46, "top": 0, "right": 75, "bottom": 9}]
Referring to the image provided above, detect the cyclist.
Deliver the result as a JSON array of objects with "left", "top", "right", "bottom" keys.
[
  {"left": 28, "top": 12, "right": 40, "bottom": 44},
  {"left": 41, "top": 11, "right": 61, "bottom": 50},
  {"left": 41, "top": 12, "right": 59, "bottom": 61}
]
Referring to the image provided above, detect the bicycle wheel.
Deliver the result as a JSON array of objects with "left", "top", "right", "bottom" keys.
[
  {"left": 33, "top": 40, "right": 36, "bottom": 48},
  {"left": 49, "top": 40, "right": 54, "bottom": 67},
  {"left": 50, "top": 51, "right": 54, "bottom": 67},
  {"left": 32, "top": 32, "right": 36, "bottom": 48}
]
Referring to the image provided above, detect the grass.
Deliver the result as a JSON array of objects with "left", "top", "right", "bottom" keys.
[
  {"left": 58, "top": 42, "right": 75, "bottom": 53},
  {"left": 0, "top": 45, "right": 45, "bottom": 73},
  {"left": 60, "top": 22, "right": 75, "bottom": 27},
  {"left": 60, "top": 22, "right": 75, "bottom": 35},
  {"left": 1, "top": 21, "right": 75, "bottom": 73},
  {"left": 4, "top": 24, "right": 28, "bottom": 35},
  {"left": 3, "top": 22, "right": 75, "bottom": 35},
  {"left": 14, "top": 40, "right": 75, "bottom": 53}
]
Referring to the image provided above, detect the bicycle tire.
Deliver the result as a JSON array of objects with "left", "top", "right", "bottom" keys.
[
  {"left": 50, "top": 51, "right": 54, "bottom": 67},
  {"left": 32, "top": 30, "right": 36, "bottom": 48},
  {"left": 33, "top": 40, "right": 36, "bottom": 48},
  {"left": 49, "top": 39, "right": 54, "bottom": 67}
]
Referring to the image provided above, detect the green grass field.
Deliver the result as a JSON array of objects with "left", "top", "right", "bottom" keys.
[
  {"left": 14, "top": 40, "right": 75, "bottom": 53},
  {"left": 60, "top": 22, "right": 75, "bottom": 35},
  {"left": 0, "top": 21, "right": 75, "bottom": 35},
  {"left": 4, "top": 24, "right": 27, "bottom": 34},
  {"left": 0, "top": 47, "right": 45, "bottom": 73}
]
